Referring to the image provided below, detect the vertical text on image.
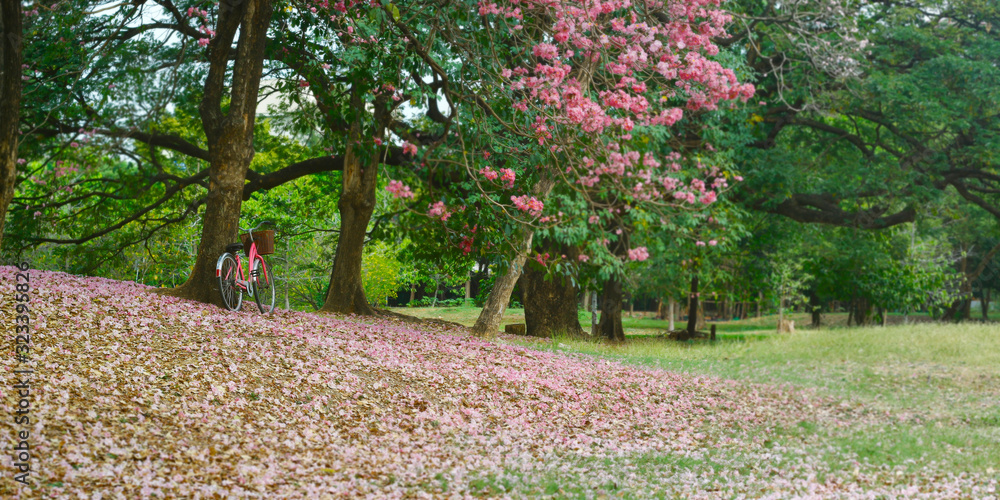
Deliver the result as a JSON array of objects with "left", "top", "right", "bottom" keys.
[{"left": 12, "top": 261, "right": 32, "bottom": 486}]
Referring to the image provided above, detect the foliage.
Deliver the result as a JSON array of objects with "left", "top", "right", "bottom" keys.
[
  {"left": 361, "top": 241, "right": 403, "bottom": 307},
  {"left": 769, "top": 257, "right": 813, "bottom": 315}
]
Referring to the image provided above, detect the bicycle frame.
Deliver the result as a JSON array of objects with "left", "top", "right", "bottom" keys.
[{"left": 216, "top": 237, "right": 262, "bottom": 296}]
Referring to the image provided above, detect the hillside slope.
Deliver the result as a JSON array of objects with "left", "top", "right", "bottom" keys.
[{"left": 1, "top": 267, "right": 995, "bottom": 498}]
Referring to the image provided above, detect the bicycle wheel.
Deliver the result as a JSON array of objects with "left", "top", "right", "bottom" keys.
[
  {"left": 217, "top": 253, "right": 243, "bottom": 311},
  {"left": 252, "top": 256, "right": 275, "bottom": 314}
]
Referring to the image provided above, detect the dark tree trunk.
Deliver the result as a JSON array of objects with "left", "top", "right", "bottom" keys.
[
  {"left": 161, "top": 0, "right": 273, "bottom": 306},
  {"left": 983, "top": 289, "right": 991, "bottom": 321},
  {"left": 0, "top": 1, "right": 23, "bottom": 249},
  {"left": 855, "top": 297, "right": 871, "bottom": 326},
  {"left": 597, "top": 275, "right": 625, "bottom": 342},
  {"left": 320, "top": 91, "right": 383, "bottom": 315},
  {"left": 686, "top": 274, "right": 699, "bottom": 336},
  {"left": 810, "top": 290, "right": 822, "bottom": 328},
  {"left": 596, "top": 219, "right": 630, "bottom": 342},
  {"left": 522, "top": 244, "right": 584, "bottom": 338}
]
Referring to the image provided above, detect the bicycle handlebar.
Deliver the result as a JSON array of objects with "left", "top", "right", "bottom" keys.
[{"left": 239, "top": 220, "right": 276, "bottom": 234}]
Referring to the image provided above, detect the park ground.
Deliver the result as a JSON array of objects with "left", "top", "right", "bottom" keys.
[{"left": 3, "top": 267, "right": 998, "bottom": 498}]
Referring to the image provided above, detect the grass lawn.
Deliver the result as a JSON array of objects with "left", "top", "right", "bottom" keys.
[
  {"left": 395, "top": 305, "right": 1000, "bottom": 476},
  {"left": 533, "top": 322, "right": 1000, "bottom": 475}
]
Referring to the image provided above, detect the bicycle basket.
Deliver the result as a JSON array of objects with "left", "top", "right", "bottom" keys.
[{"left": 240, "top": 229, "right": 275, "bottom": 256}]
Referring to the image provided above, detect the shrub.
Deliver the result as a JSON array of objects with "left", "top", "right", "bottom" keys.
[{"left": 362, "top": 241, "right": 402, "bottom": 307}]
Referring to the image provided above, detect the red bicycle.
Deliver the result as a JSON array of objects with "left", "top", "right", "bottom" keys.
[{"left": 215, "top": 221, "right": 276, "bottom": 313}]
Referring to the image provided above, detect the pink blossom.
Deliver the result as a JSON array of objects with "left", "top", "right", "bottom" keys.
[
  {"left": 480, "top": 167, "right": 499, "bottom": 181},
  {"left": 511, "top": 195, "right": 544, "bottom": 216},
  {"left": 428, "top": 201, "right": 451, "bottom": 221},
  {"left": 627, "top": 247, "right": 649, "bottom": 261},
  {"left": 402, "top": 142, "right": 418, "bottom": 156},
  {"left": 499, "top": 168, "right": 516, "bottom": 187},
  {"left": 532, "top": 43, "right": 559, "bottom": 60},
  {"left": 708, "top": 240, "right": 718, "bottom": 246},
  {"left": 578, "top": 254, "right": 590, "bottom": 262},
  {"left": 385, "top": 180, "right": 413, "bottom": 199}
]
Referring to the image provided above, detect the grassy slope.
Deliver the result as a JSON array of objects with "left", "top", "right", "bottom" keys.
[
  {"left": 396, "top": 306, "right": 1000, "bottom": 474},
  {"left": 7, "top": 270, "right": 998, "bottom": 498},
  {"left": 536, "top": 324, "right": 1000, "bottom": 474}
]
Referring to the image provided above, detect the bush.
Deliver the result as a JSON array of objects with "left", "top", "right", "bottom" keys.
[
  {"left": 362, "top": 241, "right": 402, "bottom": 307},
  {"left": 408, "top": 296, "right": 468, "bottom": 307}
]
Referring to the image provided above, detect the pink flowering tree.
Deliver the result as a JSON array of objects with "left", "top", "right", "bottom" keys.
[{"left": 383, "top": 0, "right": 754, "bottom": 336}]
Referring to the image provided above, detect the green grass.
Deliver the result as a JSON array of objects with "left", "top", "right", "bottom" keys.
[
  {"left": 395, "top": 305, "right": 1000, "bottom": 475},
  {"left": 537, "top": 322, "right": 1000, "bottom": 474}
]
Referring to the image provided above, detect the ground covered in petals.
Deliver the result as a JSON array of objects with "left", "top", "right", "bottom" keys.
[{"left": 2, "top": 267, "right": 997, "bottom": 498}]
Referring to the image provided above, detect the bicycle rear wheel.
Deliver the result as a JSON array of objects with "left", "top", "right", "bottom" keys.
[
  {"left": 217, "top": 253, "right": 243, "bottom": 311},
  {"left": 252, "top": 256, "right": 275, "bottom": 314}
]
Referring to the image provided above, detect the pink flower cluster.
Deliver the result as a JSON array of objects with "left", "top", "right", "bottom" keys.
[
  {"left": 385, "top": 180, "right": 413, "bottom": 199},
  {"left": 473, "top": 0, "right": 756, "bottom": 233},
  {"left": 428, "top": 201, "right": 451, "bottom": 221},
  {"left": 499, "top": 168, "right": 516, "bottom": 187},
  {"left": 628, "top": 246, "right": 649, "bottom": 261},
  {"left": 511, "top": 195, "right": 544, "bottom": 217},
  {"left": 480, "top": 167, "right": 499, "bottom": 181},
  {"left": 402, "top": 141, "right": 418, "bottom": 156}
]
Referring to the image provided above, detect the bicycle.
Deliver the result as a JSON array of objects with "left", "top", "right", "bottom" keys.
[{"left": 215, "top": 221, "right": 277, "bottom": 313}]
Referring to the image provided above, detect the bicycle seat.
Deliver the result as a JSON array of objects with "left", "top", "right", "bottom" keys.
[{"left": 226, "top": 243, "right": 244, "bottom": 254}]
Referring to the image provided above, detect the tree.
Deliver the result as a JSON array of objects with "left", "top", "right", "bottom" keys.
[
  {"left": 385, "top": 0, "right": 756, "bottom": 336},
  {"left": 521, "top": 244, "right": 586, "bottom": 338},
  {"left": 769, "top": 256, "right": 812, "bottom": 332},
  {"left": 0, "top": 0, "right": 23, "bottom": 249},
  {"left": 162, "top": 0, "right": 275, "bottom": 305}
]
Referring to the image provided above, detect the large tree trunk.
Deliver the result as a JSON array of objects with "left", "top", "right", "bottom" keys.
[
  {"left": 855, "top": 297, "right": 871, "bottom": 326},
  {"left": 810, "top": 290, "right": 822, "bottom": 328},
  {"left": 471, "top": 228, "right": 535, "bottom": 336},
  {"left": 471, "top": 178, "right": 555, "bottom": 336},
  {"left": 983, "top": 289, "right": 991, "bottom": 321},
  {"left": 320, "top": 93, "right": 382, "bottom": 315},
  {"left": 161, "top": 0, "right": 273, "bottom": 306},
  {"left": 522, "top": 244, "right": 584, "bottom": 338},
  {"left": 0, "top": 1, "right": 23, "bottom": 249},
  {"left": 597, "top": 275, "right": 625, "bottom": 342},
  {"left": 686, "top": 274, "right": 699, "bottom": 336}
]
